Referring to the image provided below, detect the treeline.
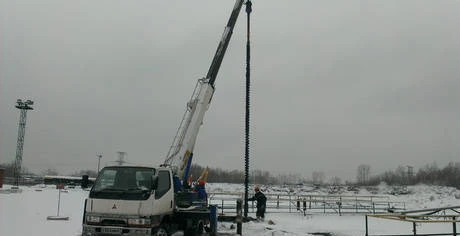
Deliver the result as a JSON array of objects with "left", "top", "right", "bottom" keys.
[
  {"left": 0, "top": 162, "right": 33, "bottom": 176},
  {"left": 189, "top": 165, "right": 306, "bottom": 185},
  {"left": 189, "top": 165, "right": 277, "bottom": 184},
  {"left": 367, "top": 162, "right": 460, "bottom": 188},
  {"left": 191, "top": 162, "right": 460, "bottom": 188},
  {"left": 1, "top": 160, "right": 459, "bottom": 188},
  {"left": 0, "top": 161, "right": 97, "bottom": 178}
]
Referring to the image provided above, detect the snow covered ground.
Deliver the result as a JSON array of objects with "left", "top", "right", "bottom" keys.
[{"left": 0, "top": 183, "right": 459, "bottom": 236}]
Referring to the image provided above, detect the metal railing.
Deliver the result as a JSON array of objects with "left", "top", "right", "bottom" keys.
[
  {"left": 366, "top": 212, "right": 460, "bottom": 236},
  {"left": 208, "top": 192, "right": 405, "bottom": 216}
]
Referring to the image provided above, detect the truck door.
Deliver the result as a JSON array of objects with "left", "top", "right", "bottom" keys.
[{"left": 154, "top": 170, "right": 174, "bottom": 214}]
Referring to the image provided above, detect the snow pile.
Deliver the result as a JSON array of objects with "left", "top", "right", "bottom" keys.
[{"left": 399, "top": 184, "right": 460, "bottom": 210}]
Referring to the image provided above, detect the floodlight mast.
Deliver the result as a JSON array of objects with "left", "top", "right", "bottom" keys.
[{"left": 14, "top": 99, "right": 34, "bottom": 187}]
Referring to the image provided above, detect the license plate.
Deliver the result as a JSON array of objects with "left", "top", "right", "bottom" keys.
[{"left": 101, "top": 227, "right": 122, "bottom": 234}]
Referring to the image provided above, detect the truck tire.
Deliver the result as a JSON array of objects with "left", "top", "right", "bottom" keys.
[
  {"left": 197, "top": 221, "right": 204, "bottom": 234},
  {"left": 152, "top": 226, "right": 168, "bottom": 236},
  {"left": 184, "top": 220, "right": 204, "bottom": 236}
]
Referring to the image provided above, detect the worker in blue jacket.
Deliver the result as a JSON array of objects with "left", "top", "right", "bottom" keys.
[{"left": 194, "top": 180, "right": 207, "bottom": 202}]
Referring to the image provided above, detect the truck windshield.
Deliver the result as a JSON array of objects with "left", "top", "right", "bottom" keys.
[{"left": 90, "top": 167, "right": 156, "bottom": 200}]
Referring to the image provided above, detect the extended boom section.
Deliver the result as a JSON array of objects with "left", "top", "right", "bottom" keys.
[
  {"left": 164, "top": 78, "right": 214, "bottom": 182},
  {"left": 207, "top": 0, "right": 245, "bottom": 86},
  {"left": 165, "top": 0, "right": 244, "bottom": 185}
]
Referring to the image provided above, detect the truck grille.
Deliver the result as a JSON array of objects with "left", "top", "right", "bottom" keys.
[{"left": 101, "top": 219, "right": 126, "bottom": 227}]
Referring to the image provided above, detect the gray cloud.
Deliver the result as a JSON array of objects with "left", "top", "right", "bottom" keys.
[{"left": 1, "top": 0, "right": 459, "bottom": 181}]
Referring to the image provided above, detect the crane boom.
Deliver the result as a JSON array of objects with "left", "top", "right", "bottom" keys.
[
  {"left": 164, "top": 0, "right": 244, "bottom": 184},
  {"left": 207, "top": 0, "right": 245, "bottom": 86}
]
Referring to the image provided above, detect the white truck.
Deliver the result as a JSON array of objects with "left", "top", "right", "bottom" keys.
[{"left": 82, "top": 1, "right": 244, "bottom": 235}]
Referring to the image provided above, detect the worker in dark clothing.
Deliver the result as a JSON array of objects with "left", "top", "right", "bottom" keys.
[{"left": 248, "top": 186, "right": 267, "bottom": 221}]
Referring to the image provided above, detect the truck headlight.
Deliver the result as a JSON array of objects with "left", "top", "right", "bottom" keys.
[
  {"left": 128, "top": 218, "right": 151, "bottom": 227},
  {"left": 86, "top": 215, "right": 101, "bottom": 223}
]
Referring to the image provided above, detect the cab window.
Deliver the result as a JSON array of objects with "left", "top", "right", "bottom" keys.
[{"left": 155, "top": 170, "right": 171, "bottom": 199}]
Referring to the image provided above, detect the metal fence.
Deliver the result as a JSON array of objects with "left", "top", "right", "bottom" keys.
[
  {"left": 366, "top": 212, "right": 460, "bottom": 236},
  {"left": 208, "top": 192, "right": 406, "bottom": 216}
]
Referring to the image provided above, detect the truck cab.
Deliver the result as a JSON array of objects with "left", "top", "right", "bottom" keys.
[{"left": 82, "top": 165, "right": 174, "bottom": 235}]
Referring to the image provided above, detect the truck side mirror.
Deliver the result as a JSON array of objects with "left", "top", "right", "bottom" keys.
[{"left": 151, "top": 176, "right": 159, "bottom": 190}]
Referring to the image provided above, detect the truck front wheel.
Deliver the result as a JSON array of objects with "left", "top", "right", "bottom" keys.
[{"left": 152, "top": 226, "right": 168, "bottom": 236}]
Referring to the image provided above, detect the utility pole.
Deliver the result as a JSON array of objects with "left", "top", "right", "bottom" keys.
[
  {"left": 116, "top": 152, "right": 126, "bottom": 166},
  {"left": 14, "top": 99, "right": 34, "bottom": 187},
  {"left": 96, "top": 154, "right": 103, "bottom": 173},
  {"left": 407, "top": 165, "right": 413, "bottom": 185}
]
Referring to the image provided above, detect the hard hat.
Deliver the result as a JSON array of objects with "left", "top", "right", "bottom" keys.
[
  {"left": 254, "top": 186, "right": 259, "bottom": 191},
  {"left": 199, "top": 180, "right": 205, "bottom": 186}
]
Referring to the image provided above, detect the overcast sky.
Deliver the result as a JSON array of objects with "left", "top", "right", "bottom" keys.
[{"left": 1, "top": 0, "right": 459, "bottom": 181}]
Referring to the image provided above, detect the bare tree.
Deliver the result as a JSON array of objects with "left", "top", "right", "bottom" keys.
[
  {"left": 312, "top": 171, "right": 325, "bottom": 185},
  {"left": 0, "top": 161, "right": 16, "bottom": 177},
  {"left": 356, "top": 164, "right": 370, "bottom": 185},
  {"left": 330, "top": 176, "right": 342, "bottom": 186}
]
